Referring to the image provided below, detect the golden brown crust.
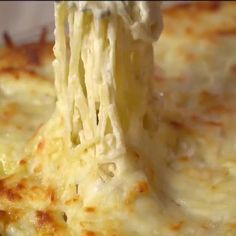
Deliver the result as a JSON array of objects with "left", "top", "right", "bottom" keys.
[
  {"left": 151, "top": 3, "right": 236, "bottom": 228},
  {"left": 162, "top": 1, "right": 236, "bottom": 38},
  {"left": 36, "top": 210, "right": 67, "bottom": 234},
  {"left": 0, "top": 174, "right": 69, "bottom": 235},
  {"left": 0, "top": 29, "right": 54, "bottom": 80},
  {"left": 154, "top": 1, "right": 236, "bottom": 79},
  {"left": 0, "top": 67, "right": 48, "bottom": 81},
  {"left": 0, "top": 2, "right": 236, "bottom": 235},
  {"left": 164, "top": 2, "right": 222, "bottom": 15}
]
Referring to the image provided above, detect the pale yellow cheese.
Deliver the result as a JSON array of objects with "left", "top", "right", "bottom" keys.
[
  {"left": 0, "top": 69, "right": 55, "bottom": 176},
  {"left": 26, "top": 2, "right": 165, "bottom": 235},
  {"left": 2, "top": 1, "right": 236, "bottom": 236},
  {"left": 0, "top": 1, "right": 165, "bottom": 236}
]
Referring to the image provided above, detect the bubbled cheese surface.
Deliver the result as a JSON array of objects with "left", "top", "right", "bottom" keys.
[{"left": 1, "top": 1, "right": 236, "bottom": 236}]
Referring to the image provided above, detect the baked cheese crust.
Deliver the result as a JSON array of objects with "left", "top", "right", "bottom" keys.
[
  {"left": 0, "top": 2, "right": 164, "bottom": 236},
  {"left": 0, "top": 30, "right": 54, "bottom": 80},
  {"left": 0, "top": 1, "right": 236, "bottom": 236}
]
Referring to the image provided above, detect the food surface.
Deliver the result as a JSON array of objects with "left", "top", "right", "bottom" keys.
[
  {"left": 0, "top": 1, "right": 236, "bottom": 235},
  {"left": 0, "top": 1, "right": 164, "bottom": 235},
  {"left": 0, "top": 30, "right": 54, "bottom": 80},
  {"left": 151, "top": 1, "right": 236, "bottom": 234},
  {"left": 0, "top": 30, "right": 56, "bottom": 178}
]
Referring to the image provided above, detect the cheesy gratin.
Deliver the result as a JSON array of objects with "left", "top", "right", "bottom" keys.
[{"left": 0, "top": 1, "right": 236, "bottom": 236}]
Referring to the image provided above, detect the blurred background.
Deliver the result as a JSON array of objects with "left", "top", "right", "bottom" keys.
[
  {"left": 0, "top": 1, "right": 54, "bottom": 45},
  {"left": 0, "top": 1, "right": 185, "bottom": 45}
]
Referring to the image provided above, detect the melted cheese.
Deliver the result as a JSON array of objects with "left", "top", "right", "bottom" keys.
[
  {"left": 27, "top": 1, "right": 164, "bottom": 235},
  {"left": 2, "top": 1, "right": 236, "bottom": 236},
  {"left": 0, "top": 1, "right": 165, "bottom": 236},
  {"left": 0, "top": 69, "right": 55, "bottom": 176}
]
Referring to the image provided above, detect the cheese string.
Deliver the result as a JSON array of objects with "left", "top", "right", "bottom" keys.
[{"left": 53, "top": 2, "right": 162, "bottom": 158}]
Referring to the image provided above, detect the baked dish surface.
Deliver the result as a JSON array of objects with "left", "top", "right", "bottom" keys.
[{"left": 0, "top": 1, "right": 236, "bottom": 236}]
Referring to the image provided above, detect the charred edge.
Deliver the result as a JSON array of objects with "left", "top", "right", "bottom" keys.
[
  {"left": 3, "top": 31, "right": 14, "bottom": 48},
  {"left": 62, "top": 212, "right": 67, "bottom": 222},
  {"left": 39, "top": 27, "right": 48, "bottom": 44},
  {"left": 164, "top": 1, "right": 222, "bottom": 15}
]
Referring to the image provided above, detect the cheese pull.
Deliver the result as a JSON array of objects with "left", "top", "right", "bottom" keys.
[
  {"left": 2, "top": 2, "right": 166, "bottom": 235},
  {"left": 53, "top": 1, "right": 162, "bottom": 153},
  {"left": 45, "top": 2, "right": 165, "bottom": 235}
]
